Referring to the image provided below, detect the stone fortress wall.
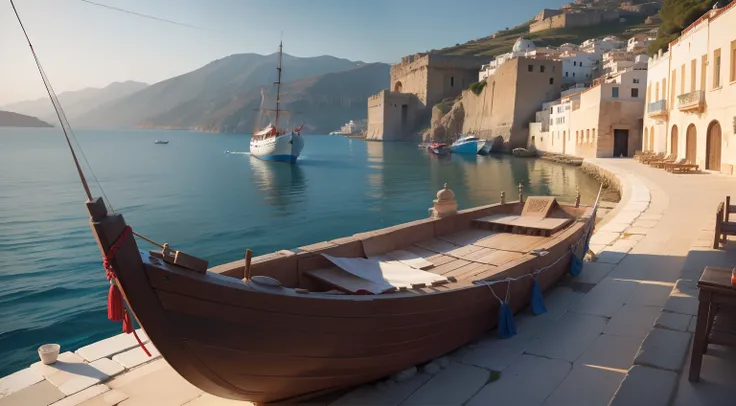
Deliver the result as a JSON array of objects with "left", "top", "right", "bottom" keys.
[{"left": 530, "top": 9, "right": 620, "bottom": 33}]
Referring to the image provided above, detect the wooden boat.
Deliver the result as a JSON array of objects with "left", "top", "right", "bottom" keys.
[
  {"left": 86, "top": 187, "right": 597, "bottom": 404},
  {"left": 429, "top": 142, "right": 451, "bottom": 156},
  {"left": 154, "top": 140, "right": 169, "bottom": 145},
  {"left": 512, "top": 147, "right": 536, "bottom": 158}
]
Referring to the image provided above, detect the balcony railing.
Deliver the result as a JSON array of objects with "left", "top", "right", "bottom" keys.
[
  {"left": 647, "top": 99, "right": 668, "bottom": 118},
  {"left": 677, "top": 90, "right": 705, "bottom": 112}
]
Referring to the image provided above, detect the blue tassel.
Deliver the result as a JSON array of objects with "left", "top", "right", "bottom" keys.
[
  {"left": 498, "top": 301, "right": 517, "bottom": 339},
  {"left": 570, "top": 254, "right": 583, "bottom": 276},
  {"left": 531, "top": 280, "right": 547, "bottom": 315}
]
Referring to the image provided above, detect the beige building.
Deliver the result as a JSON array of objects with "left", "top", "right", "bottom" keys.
[
  {"left": 643, "top": 2, "right": 736, "bottom": 174},
  {"left": 530, "top": 68, "right": 646, "bottom": 158},
  {"left": 366, "top": 53, "right": 486, "bottom": 141},
  {"left": 462, "top": 57, "right": 562, "bottom": 149}
]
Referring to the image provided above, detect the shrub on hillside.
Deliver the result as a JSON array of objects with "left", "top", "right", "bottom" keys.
[
  {"left": 469, "top": 80, "right": 487, "bottom": 96},
  {"left": 649, "top": 0, "right": 720, "bottom": 55}
]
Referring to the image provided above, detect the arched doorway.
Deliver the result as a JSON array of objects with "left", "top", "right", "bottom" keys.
[
  {"left": 644, "top": 127, "right": 649, "bottom": 151},
  {"left": 394, "top": 81, "right": 403, "bottom": 92},
  {"left": 670, "top": 125, "right": 679, "bottom": 157},
  {"left": 650, "top": 126, "right": 655, "bottom": 151},
  {"left": 686, "top": 124, "right": 697, "bottom": 163},
  {"left": 706, "top": 121, "right": 722, "bottom": 171}
]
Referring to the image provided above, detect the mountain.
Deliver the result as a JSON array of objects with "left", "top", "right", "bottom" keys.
[
  {"left": 0, "top": 111, "right": 53, "bottom": 127},
  {"left": 2, "top": 81, "right": 148, "bottom": 124},
  {"left": 75, "top": 53, "right": 364, "bottom": 129},
  {"left": 139, "top": 62, "right": 390, "bottom": 134}
]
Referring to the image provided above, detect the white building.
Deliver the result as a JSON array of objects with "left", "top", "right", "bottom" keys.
[
  {"left": 579, "top": 36, "right": 625, "bottom": 58},
  {"left": 627, "top": 33, "right": 655, "bottom": 54},
  {"left": 479, "top": 38, "right": 548, "bottom": 80}
]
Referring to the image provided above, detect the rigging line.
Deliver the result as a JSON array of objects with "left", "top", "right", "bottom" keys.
[
  {"left": 10, "top": 0, "right": 92, "bottom": 201},
  {"left": 78, "top": 0, "right": 210, "bottom": 31},
  {"left": 11, "top": 1, "right": 166, "bottom": 250}
]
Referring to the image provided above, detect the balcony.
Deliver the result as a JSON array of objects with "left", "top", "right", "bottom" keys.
[
  {"left": 647, "top": 99, "right": 668, "bottom": 119},
  {"left": 677, "top": 90, "right": 705, "bottom": 113}
]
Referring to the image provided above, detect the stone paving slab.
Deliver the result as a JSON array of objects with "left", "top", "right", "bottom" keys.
[
  {"left": 76, "top": 330, "right": 149, "bottom": 362},
  {"left": 460, "top": 314, "right": 552, "bottom": 371},
  {"left": 0, "top": 367, "right": 44, "bottom": 398},
  {"left": 32, "top": 352, "right": 110, "bottom": 396},
  {"left": 543, "top": 334, "right": 641, "bottom": 406},
  {"left": 572, "top": 277, "right": 637, "bottom": 318},
  {"left": 595, "top": 249, "right": 628, "bottom": 264},
  {"left": 50, "top": 384, "right": 109, "bottom": 406},
  {"left": 574, "top": 262, "right": 615, "bottom": 285},
  {"left": 77, "top": 388, "right": 128, "bottom": 406},
  {"left": 402, "top": 362, "right": 488, "bottom": 406},
  {"left": 674, "top": 346, "right": 736, "bottom": 406},
  {"left": 603, "top": 304, "right": 662, "bottom": 338},
  {"left": 654, "top": 311, "right": 692, "bottom": 332},
  {"left": 610, "top": 365, "right": 677, "bottom": 406},
  {"left": 663, "top": 279, "right": 699, "bottom": 316},
  {"left": 109, "top": 363, "right": 202, "bottom": 406},
  {"left": 331, "top": 373, "right": 432, "bottom": 406},
  {"left": 526, "top": 312, "right": 607, "bottom": 362},
  {"left": 466, "top": 355, "right": 570, "bottom": 406},
  {"left": 633, "top": 327, "right": 691, "bottom": 372},
  {"left": 110, "top": 344, "right": 160, "bottom": 370},
  {"left": 0, "top": 380, "right": 64, "bottom": 406},
  {"left": 624, "top": 281, "right": 674, "bottom": 307}
]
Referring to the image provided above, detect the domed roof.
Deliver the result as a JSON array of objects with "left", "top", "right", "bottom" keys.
[
  {"left": 512, "top": 37, "right": 536, "bottom": 53},
  {"left": 436, "top": 183, "right": 455, "bottom": 201}
]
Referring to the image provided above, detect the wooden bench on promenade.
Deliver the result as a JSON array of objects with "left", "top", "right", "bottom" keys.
[{"left": 663, "top": 159, "right": 699, "bottom": 173}]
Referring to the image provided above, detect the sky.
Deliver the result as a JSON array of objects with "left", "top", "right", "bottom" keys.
[{"left": 0, "top": 0, "right": 569, "bottom": 106}]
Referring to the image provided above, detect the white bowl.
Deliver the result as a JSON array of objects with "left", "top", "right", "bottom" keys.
[{"left": 38, "top": 344, "right": 60, "bottom": 365}]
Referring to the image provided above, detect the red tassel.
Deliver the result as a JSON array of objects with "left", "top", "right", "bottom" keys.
[
  {"left": 122, "top": 310, "right": 133, "bottom": 334},
  {"left": 108, "top": 284, "right": 123, "bottom": 321}
]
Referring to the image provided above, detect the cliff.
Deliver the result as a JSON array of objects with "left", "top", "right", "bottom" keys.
[{"left": 0, "top": 111, "right": 53, "bottom": 128}]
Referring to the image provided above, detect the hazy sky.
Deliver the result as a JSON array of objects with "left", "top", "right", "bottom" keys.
[{"left": 1, "top": 0, "right": 568, "bottom": 105}]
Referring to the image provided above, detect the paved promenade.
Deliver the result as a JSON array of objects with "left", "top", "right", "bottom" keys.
[{"left": 1, "top": 158, "right": 735, "bottom": 406}]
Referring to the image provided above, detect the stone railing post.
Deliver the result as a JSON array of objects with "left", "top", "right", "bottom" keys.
[
  {"left": 518, "top": 183, "right": 524, "bottom": 203},
  {"left": 500, "top": 191, "right": 506, "bottom": 205},
  {"left": 575, "top": 188, "right": 581, "bottom": 208},
  {"left": 429, "top": 183, "right": 458, "bottom": 219}
]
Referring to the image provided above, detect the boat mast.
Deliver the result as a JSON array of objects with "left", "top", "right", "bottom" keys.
[{"left": 274, "top": 41, "right": 283, "bottom": 130}]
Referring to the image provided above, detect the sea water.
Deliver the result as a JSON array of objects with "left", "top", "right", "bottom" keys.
[{"left": 0, "top": 128, "right": 600, "bottom": 376}]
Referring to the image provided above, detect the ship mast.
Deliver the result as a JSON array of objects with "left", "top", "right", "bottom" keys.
[{"left": 274, "top": 41, "right": 283, "bottom": 130}]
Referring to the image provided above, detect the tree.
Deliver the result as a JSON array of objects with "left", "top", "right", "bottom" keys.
[{"left": 648, "top": 0, "right": 721, "bottom": 55}]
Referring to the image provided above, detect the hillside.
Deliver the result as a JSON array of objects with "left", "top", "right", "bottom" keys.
[
  {"left": 0, "top": 111, "right": 52, "bottom": 127},
  {"left": 438, "top": 2, "right": 658, "bottom": 57},
  {"left": 2, "top": 81, "right": 147, "bottom": 124},
  {"left": 75, "top": 53, "right": 362, "bottom": 129},
  {"left": 141, "top": 63, "right": 390, "bottom": 134}
]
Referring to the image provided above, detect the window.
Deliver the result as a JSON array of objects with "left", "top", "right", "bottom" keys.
[
  {"left": 592, "top": 129, "right": 596, "bottom": 140},
  {"left": 565, "top": 72, "right": 569, "bottom": 77},
  {"left": 574, "top": 61, "right": 577, "bottom": 66},
  {"left": 731, "top": 40, "right": 736, "bottom": 83},
  {"left": 541, "top": 65, "right": 546, "bottom": 73},
  {"left": 552, "top": 66, "right": 556, "bottom": 73},
  {"left": 450, "top": 76, "right": 454, "bottom": 87},
  {"left": 701, "top": 54, "right": 707, "bottom": 91},
  {"left": 670, "top": 70, "right": 676, "bottom": 109},
  {"left": 528, "top": 64, "right": 534, "bottom": 72},
  {"left": 714, "top": 48, "right": 722, "bottom": 88},
  {"left": 573, "top": 72, "right": 576, "bottom": 77},
  {"left": 690, "top": 59, "right": 696, "bottom": 92},
  {"left": 634, "top": 78, "right": 640, "bottom": 84},
  {"left": 681, "top": 64, "right": 685, "bottom": 94},
  {"left": 612, "top": 87, "right": 619, "bottom": 98},
  {"left": 549, "top": 78, "right": 554, "bottom": 85},
  {"left": 631, "top": 88, "right": 639, "bottom": 98}
]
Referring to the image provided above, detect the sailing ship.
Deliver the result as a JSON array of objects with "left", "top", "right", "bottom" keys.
[
  {"left": 11, "top": 2, "right": 601, "bottom": 404},
  {"left": 249, "top": 41, "right": 305, "bottom": 163}
]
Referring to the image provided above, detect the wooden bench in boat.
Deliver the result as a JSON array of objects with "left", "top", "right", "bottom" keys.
[
  {"left": 473, "top": 196, "right": 573, "bottom": 237},
  {"left": 714, "top": 196, "right": 736, "bottom": 249}
]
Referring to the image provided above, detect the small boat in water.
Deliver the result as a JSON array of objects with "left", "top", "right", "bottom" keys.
[
  {"left": 450, "top": 135, "right": 484, "bottom": 154},
  {"left": 512, "top": 147, "right": 537, "bottom": 158},
  {"left": 154, "top": 140, "right": 169, "bottom": 145},
  {"left": 429, "top": 142, "right": 451, "bottom": 156},
  {"left": 249, "top": 41, "right": 304, "bottom": 163}
]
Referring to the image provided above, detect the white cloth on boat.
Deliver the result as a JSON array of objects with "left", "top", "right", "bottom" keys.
[{"left": 322, "top": 254, "right": 447, "bottom": 294}]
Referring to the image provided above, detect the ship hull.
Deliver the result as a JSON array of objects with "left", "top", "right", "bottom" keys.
[{"left": 250, "top": 133, "right": 304, "bottom": 163}]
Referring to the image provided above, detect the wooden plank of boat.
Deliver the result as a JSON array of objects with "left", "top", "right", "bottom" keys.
[
  {"left": 372, "top": 250, "right": 435, "bottom": 270},
  {"left": 437, "top": 228, "right": 497, "bottom": 246}
]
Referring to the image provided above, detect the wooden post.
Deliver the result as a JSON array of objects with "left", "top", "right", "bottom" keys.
[
  {"left": 500, "top": 191, "right": 506, "bottom": 204},
  {"left": 518, "top": 183, "right": 524, "bottom": 203},
  {"left": 245, "top": 249, "right": 253, "bottom": 280},
  {"left": 575, "top": 188, "right": 581, "bottom": 208}
]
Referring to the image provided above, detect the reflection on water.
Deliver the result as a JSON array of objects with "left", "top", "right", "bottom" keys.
[{"left": 249, "top": 158, "right": 306, "bottom": 213}]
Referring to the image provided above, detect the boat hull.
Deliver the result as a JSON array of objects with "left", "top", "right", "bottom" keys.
[
  {"left": 450, "top": 140, "right": 482, "bottom": 155},
  {"left": 250, "top": 133, "right": 304, "bottom": 163},
  {"left": 89, "top": 199, "right": 593, "bottom": 404}
]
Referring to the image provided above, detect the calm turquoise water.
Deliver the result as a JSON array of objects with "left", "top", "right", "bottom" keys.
[{"left": 0, "top": 128, "right": 599, "bottom": 376}]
